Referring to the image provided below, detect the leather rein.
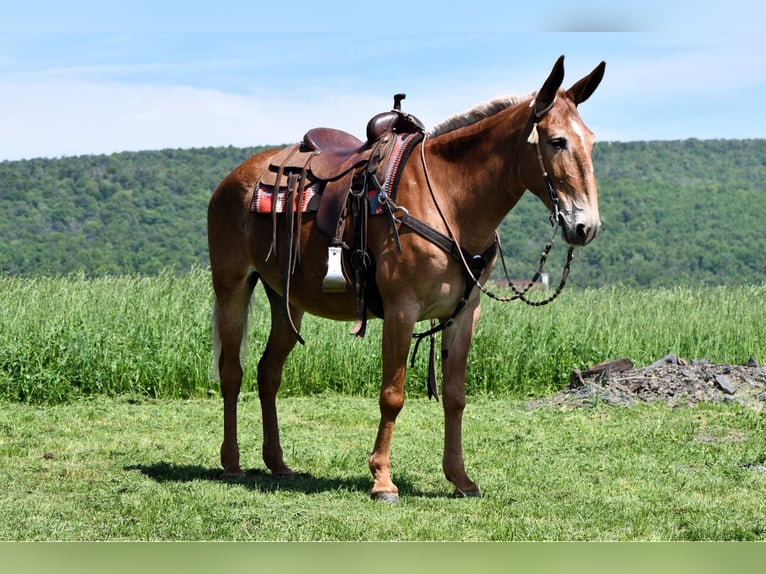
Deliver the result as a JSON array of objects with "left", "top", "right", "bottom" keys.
[{"left": 413, "top": 127, "right": 575, "bottom": 310}]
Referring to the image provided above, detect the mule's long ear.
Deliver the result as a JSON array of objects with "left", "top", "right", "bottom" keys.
[
  {"left": 567, "top": 61, "right": 606, "bottom": 106},
  {"left": 535, "top": 55, "right": 565, "bottom": 116}
]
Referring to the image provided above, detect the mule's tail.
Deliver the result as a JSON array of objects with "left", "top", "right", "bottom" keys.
[{"left": 210, "top": 272, "right": 260, "bottom": 381}]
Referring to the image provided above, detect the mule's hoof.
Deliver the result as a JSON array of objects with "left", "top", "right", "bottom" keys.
[
  {"left": 453, "top": 487, "right": 482, "bottom": 498},
  {"left": 371, "top": 491, "right": 400, "bottom": 504}
]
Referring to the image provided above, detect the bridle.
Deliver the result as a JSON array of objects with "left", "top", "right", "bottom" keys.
[
  {"left": 492, "top": 95, "right": 576, "bottom": 306},
  {"left": 415, "top": 96, "right": 576, "bottom": 309},
  {"left": 528, "top": 97, "right": 563, "bottom": 229}
]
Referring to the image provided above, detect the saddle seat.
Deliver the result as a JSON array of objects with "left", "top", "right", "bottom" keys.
[
  {"left": 301, "top": 109, "right": 424, "bottom": 181},
  {"left": 264, "top": 107, "right": 426, "bottom": 186},
  {"left": 259, "top": 103, "right": 425, "bottom": 241},
  {"left": 301, "top": 127, "right": 368, "bottom": 182}
]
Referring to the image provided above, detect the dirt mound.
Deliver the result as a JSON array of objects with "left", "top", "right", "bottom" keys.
[{"left": 527, "top": 355, "right": 766, "bottom": 410}]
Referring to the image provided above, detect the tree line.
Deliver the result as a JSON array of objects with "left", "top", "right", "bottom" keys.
[{"left": 1, "top": 139, "right": 764, "bottom": 287}]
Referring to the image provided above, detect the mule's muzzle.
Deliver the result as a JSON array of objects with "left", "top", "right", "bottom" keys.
[{"left": 560, "top": 217, "right": 600, "bottom": 246}]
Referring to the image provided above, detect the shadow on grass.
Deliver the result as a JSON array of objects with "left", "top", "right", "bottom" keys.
[{"left": 124, "top": 462, "right": 437, "bottom": 498}]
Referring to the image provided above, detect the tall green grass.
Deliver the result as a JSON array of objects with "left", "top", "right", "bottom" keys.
[
  {"left": 1, "top": 268, "right": 764, "bottom": 403},
  {"left": 0, "top": 270, "right": 214, "bottom": 403},
  {"left": 471, "top": 284, "right": 766, "bottom": 396}
]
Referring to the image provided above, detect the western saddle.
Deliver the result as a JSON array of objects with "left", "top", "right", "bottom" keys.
[{"left": 257, "top": 94, "right": 426, "bottom": 342}]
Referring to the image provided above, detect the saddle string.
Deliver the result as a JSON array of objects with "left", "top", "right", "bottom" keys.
[
  {"left": 349, "top": 174, "right": 371, "bottom": 338},
  {"left": 282, "top": 172, "right": 305, "bottom": 345},
  {"left": 267, "top": 145, "right": 301, "bottom": 262}
]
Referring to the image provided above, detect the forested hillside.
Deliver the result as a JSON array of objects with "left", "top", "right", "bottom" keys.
[
  {"left": 1, "top": 139, "right": 764, "bottom": 287},
  {"left": 0, "top": 146, "right": 266, "bottom": 275}
]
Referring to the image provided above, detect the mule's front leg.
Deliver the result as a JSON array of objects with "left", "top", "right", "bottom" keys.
[
  {"left": 368, "top": 312, "right": 415, "bottom": 502},
  {"left": 440, "top": 300, "right": 482, "bottom": 497}
]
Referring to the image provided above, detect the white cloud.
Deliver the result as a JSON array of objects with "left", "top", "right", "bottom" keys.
[
  {"left": 0, "top": 75, "right": 545, "bottom": 161},
  {"left": 0, "top": 79, "right": 397, "bottom": 160},
  {"left": 2, "top": 29, "right": 764, "bottom": 163}
]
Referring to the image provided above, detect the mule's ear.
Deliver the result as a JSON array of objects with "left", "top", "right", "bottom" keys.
[
  {"left": 534, "top": 55, "right": 566, "bottom": 117},
  {"left": 567, "top": 61, "right": 606, "bottom": 106}
]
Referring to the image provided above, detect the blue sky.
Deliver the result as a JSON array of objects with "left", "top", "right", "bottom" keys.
[{"left": 1, "top": 1, "right": 764, "bottom": 160}]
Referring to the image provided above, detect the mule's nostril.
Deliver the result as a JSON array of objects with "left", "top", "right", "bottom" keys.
[{"left": 575, "top": 223, "right": 587, "bottom": 242}]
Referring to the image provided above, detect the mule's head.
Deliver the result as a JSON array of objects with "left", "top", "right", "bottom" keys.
[{"left": 522, "top": 56, "right": 605, "bottom": 246}]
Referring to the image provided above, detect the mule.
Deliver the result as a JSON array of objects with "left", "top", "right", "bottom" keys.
[{"left": 207, "top": 55, "right": 605, "bottom": 501}]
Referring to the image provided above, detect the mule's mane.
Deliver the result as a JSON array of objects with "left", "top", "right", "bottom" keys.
[{"left": 428, "top": 93, "right": 533, "bottom": 138}]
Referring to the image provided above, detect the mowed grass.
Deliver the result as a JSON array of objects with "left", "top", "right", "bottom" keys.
[
  {"left": 1, "top": 268, "right": 765, "bottom": 402},
  {"left": 1, "top": 394, "right": 766, "bottom": 540}
]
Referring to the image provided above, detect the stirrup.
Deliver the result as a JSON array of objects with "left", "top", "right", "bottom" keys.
[{"left": 322, "top": 246, "right": 347, "bottom": 292}]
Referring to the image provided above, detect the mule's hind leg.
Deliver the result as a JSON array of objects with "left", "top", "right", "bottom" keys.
[
  {"left": 257, "top": 283, "right": 304, "bottom": 477},
  {"left": 213, "top": 272, "right": 259, "bottom": 477}
]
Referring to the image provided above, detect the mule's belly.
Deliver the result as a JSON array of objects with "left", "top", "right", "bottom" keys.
[
  {"left": 263, "top": 274, "right": 363, "bottom": 322},
  {"left": 247, "top": 213, "right": 472, "bottom": 323}
]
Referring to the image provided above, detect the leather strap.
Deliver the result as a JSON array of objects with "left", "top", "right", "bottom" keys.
[
  {"left": 282, "top": 173, "right": 304, "bottom": 345},
  {"left": 398, "top": 210, "right": 498, "bottom": 398},
  {"left": 267, "top": 145, "right": 300, "bottom": 261}
]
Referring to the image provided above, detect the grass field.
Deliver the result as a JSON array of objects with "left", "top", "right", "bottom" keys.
[
  {"left": 2, "top": 272, "right": 766, "bottom": 541},
  {"left": 1, "top": 269, "right": 764, "bottom": 403},
  {"left": 1, "top": 394, "right": 766, "bottom": 541}
]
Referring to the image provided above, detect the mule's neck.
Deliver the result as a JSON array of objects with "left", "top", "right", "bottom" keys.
[{"left": 422, "top": 102, "right": 532, "bottom": 254}]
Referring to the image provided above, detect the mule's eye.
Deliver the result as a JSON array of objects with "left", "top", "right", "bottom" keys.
[{"left": 549, "top": 137, "right": 568, "bottom": 150}]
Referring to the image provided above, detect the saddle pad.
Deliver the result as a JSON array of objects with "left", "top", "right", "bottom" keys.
[
  {"left": 375, "top": 131, "right": 421, "bottom": 198},
  {"left": 251, "top": 181, "right": 385, "bottom": 215},
  {"left": 251, "top": 181, "right": 320, "bottom": 214},
  {"left": 250, "top": 131, "right": 422, "bottom": 216}
]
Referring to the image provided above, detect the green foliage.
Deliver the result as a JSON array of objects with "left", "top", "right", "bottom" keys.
[
  {"left": 1, "top": 139, "right": 765, "bottom": 286},
  {"left": 0, "top": 146, "right": 268, "bottom": 275},
  {"left": 1, "top": 271, "right": 764, "bottom": 403}
]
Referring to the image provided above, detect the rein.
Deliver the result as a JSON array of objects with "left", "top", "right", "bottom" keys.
[
  {"left": 415, "top": 124, "right": 575, "bottom": 310},
  {"left": 385, "top": 121, "right": 576, "bottom": 399}
]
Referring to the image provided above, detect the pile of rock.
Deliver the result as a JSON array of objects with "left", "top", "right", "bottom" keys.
[{"left": 528, "top": 355, "right": 766, "bottom": 410}]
